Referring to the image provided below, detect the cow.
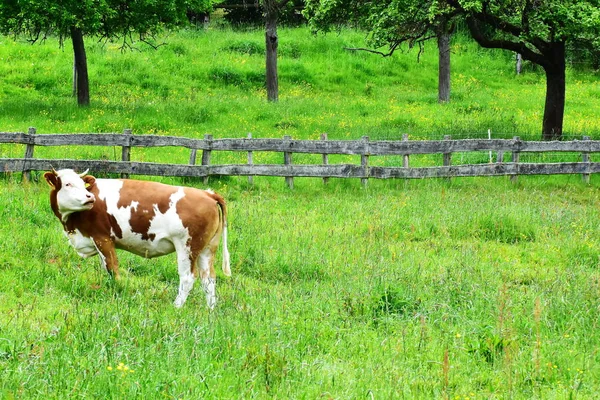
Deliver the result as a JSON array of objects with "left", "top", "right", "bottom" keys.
[{"left": 44, "top": 168, "right": 231, "bottom": 309}]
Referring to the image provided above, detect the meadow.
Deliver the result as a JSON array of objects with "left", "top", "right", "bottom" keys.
[{"left": 1, "top": 23, "right": 600, "bottom": 399}]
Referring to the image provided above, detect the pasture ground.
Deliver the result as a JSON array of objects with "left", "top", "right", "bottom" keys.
[{"left": 1, "top": 175, "right": 599, "bottom": 398}]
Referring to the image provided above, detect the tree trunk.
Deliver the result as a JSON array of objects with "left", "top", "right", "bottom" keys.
[
  {"left": 437, "top": 26, "right": 451, "bottom": 103},
  {"left": 70, "top": 26, "right": 90, "bottom": 106},
  {"left": 541, "top": 42, "right": 566, "bottom": 141},
  {"left": 265, "top": 2, "right": 279, "bottom": 102}
]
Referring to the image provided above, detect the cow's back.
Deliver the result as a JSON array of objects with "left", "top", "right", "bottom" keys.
[{"left": 93, "top": 179, "right": 220, "bottom": 258}]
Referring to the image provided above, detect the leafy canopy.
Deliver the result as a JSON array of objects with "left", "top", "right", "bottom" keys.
[
  {"left": 0, "top": 0, "right": 217, "bottom": 43},
  {"left": 304, "top": 0, "right": 600, "bottom": 56}
]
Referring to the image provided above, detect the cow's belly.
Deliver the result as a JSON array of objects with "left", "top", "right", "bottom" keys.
[
  {"left": 65, "top": 230, "right": 98, "bottom": 258},
  {"left": 114, "top": 235, "right": 175, "bottom": 258}
]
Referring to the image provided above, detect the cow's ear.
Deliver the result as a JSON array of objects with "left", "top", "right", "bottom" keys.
[
  {"left": 44, "top": 171, "right": 58, "bottom": 188},
  {"left": 83, "top": 175, "right": 96, "bottom": 190}
]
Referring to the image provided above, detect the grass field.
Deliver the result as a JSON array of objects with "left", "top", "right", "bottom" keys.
[{"left": 1, "top": 24, "right": 600, "bottom": 398}]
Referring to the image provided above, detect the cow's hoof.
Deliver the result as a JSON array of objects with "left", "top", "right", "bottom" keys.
[{"left": 173, "top": 297, "right": 185, "bottom": 308}]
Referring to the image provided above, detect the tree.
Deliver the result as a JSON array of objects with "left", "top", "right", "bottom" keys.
[
  {"left": 0, "top": 0, "right": 215, "bottom": 106},
  {"left": 263, "top": 0, "right": 295, "bottom": 102},
  {"left": 304, "top": 0, "right": 458, "bottom": 103},
  {"left": 305, "top": 0, "right": 600, "bottom": 140},
  {"left": 451, "top": 0, "right": 600, "bottom": 140}
]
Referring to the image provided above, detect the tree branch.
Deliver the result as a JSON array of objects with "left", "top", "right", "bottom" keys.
[
  {"left": 343, "top": 33, "right": 435, "bottom": 59},
  {"left": 343, "top": 44, "right": 397, "bottom": 57},
  {"left": 466, "top": 17, "right": 550, "bottom": 69}
]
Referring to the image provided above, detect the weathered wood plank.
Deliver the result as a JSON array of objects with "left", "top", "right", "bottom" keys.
[
  {"left": 0, "top": 132, "right": 33, "bottom": 144},
  {"left": 321, "top": 133, "right": 329, "bottom": 185},
  {"left": 443, "top": 135, "right": 452, "bottom": 182},
  {"left": 582, "top": 136, "right": 591, "bottom": 184},
  {"left": 3, "top": 132, "right": 600, "bottom": 155},
  {"left": 23, "top": 127, "right": 36, "bottom": 181},
  {"left": 402, "top": 134, "right": 410, "bottom": 168},
  {"left": 284, "top": 135, "right": 294, "bottom": 189},
  {"left": 4, "top": 159, "right": 600, "bottom": 180},
  {"left": 121, "top": 129, "right": 132, "bottom": 179},
  {"left": 247, "top": 133, "right": 254, "bottom": 186},
  {"left": 361, "top": 136, "right": 369, "bottom": 186},
  {"left": 511, "top": 136, "right": 520, "bottom": 184},
  {"left": 201, "top": 134, "right": 212, "bottom": 185}
]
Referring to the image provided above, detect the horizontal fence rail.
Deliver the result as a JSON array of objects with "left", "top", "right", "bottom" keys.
[
  {"left": 1, "top": 129, "right": 598, "bottom": 186},
  {"left": 3, "top": 131, "right": 600, "bottom": 154}
]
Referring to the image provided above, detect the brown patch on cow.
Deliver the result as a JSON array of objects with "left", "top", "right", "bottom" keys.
[
  {"left": 176, "top": 188, "right": 223, "bottom": 276},
  {"left": 62, "top": 183, "right": 119, "bottom": 244},
  {"left": 44, "top": 172, "right": 63, "bottom": 220},
  {"left": 116, "top": 180, "right": 178, "bottom": 240},
  {"left": 108, "top": 214, "right": 123, "bottom": 239},
  {"left": 127, "top": 202, "right": 156, "bottom": 240}
]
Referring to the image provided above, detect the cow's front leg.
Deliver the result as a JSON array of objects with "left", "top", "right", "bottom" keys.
[
  {"left": 173, "top": 242, "right": 196, "bottom": 308},
  {"left": 92, "top": 237, "right": 120, "bottom": 279}
]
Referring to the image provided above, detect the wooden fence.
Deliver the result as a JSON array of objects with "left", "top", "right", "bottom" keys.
[{"left": 1, "top": 129, "right": 599, "bottom": 187}]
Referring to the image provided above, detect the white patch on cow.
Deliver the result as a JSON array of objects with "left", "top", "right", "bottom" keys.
[
  {"left": 146, "top": 188, "right": 189, "bottom": 253},
  {"left": 55, "top": 169, "right": 95, "bottom": 221},
  {"left": 205, "top": 188, "right": 215, "bottom": 195},
  {"left": 95, "top": 182, "right": 188, "bottom": 259},
  {"left": 65, "top": 229, "right": 98, "bottom": 258},
  {"left": 96, "top": 179, "right": 124, "bottom": 204}
]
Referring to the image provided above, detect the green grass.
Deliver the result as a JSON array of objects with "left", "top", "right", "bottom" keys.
[
  {"left": 1, "top": 176, "right": 600, "bottom": 398},
  {"left": 1, "top": 25, "right": 600, "bottom": 398},
  {"left": 0, "top": 27, "right": 599, "bottom": 142}
]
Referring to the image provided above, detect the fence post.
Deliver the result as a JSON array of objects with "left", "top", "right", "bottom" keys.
[
  {"left": 201, "top": 134, "right": 212, "bottom": 185},
  {"left": 189, "top": 148, "right": 197, "bottom": 166},
  {"left": 321, "top": 133, "right": 329, "bottom": 185},
  {"left": 511, "top": 136, "right": 520, "bottom": 184},
  {"left": 283, "top": 135, "right": 294, "bottom": 189},
  {"left": 582, "top": 135, "right": 591, "bottom": 184},
  {"left": 23, "top": 127, "right": 36, "bottom": 181},
  {"left": 361, "top": 136, "right": 370, "bottom": 187},
  {"left": 443, "top": 135, "right": 452, "bottom": 181},
  {"left": 247, "top": 133, "right": 254, "bottom": 186},
  {"left": 497, "top": 151, "right": 504, "bottom": 163},
  {"left": 402, "top": 134, "right": 410, "bottom": 169},
  {"left": 121, "top": 128, "right": 132, "bottom": 179}
]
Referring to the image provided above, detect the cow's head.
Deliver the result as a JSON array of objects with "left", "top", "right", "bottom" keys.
[{"left": 44, "top": 169, "right": 96, "bottom": 221}]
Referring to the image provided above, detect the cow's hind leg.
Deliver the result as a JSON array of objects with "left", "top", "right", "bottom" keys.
[
  {"left": 197, "top": 245, "right": 217, "bottom": 309},
  {"left": 173, "top": 241, "right": 197, "bottom": 308}
]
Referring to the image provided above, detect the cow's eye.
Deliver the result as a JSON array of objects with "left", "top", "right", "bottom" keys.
[{"left": 65, "top": 183, "right": 72, "bottom": 187}]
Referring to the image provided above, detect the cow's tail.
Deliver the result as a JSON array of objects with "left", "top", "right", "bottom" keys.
[{"left": 211, "top": 192, "right": 231, "bottom": 276}]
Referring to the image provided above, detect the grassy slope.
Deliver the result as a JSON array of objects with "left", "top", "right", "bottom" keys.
[
  {"left": 0, "top": 27, "right": 599, "bottom": 142},
  {"left": 1, "top": 26, "right": 600, "bottom": 398}
]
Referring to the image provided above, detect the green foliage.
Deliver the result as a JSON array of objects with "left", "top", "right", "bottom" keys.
[
  {"left": 220, "top": 0, "right": 306, "bottom": 27},
  {"left": 0, "top": 0, "right": 216, "bottom": 43},
  {"left": 305, "top": 0, "right": 600, "bottom": 58}
]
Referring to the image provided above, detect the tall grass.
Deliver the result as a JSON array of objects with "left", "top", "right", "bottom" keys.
[
  {"left": 1, "top": 26, "right": 600, "bottom": 398},
  {"left": 1, "top": 176, "right": 600, "bottom": 398},
  {"left": 0, "top": 27, "right": 599, "bottom": 142}
]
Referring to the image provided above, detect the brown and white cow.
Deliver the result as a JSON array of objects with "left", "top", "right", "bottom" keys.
[{"left": 44, "top": 168, "right": 231, "bottom": 308}]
